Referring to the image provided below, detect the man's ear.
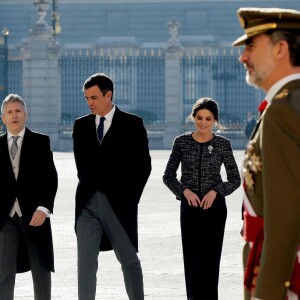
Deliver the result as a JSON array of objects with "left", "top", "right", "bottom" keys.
[
  {"left": 106, "top": 90, "right": 113, "bottom": 100},
  {"left": 275, "top": 40, "right": 289, "bottom": 60},
  {"left": 1, "top": 116, "right": 4, "bottom": 125}
]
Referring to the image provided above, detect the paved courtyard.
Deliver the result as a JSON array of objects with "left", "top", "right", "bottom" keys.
[{"left": 14, "top": 150, "right": 245, "bottom": 300}]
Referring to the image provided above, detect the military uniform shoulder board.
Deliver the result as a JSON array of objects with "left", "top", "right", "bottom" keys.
[{"left": 274, "top": 89, "right": 289, "bottom": 100}]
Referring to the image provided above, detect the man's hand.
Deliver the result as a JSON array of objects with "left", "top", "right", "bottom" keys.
[{"left": 29, "top": 210, "right": 47, "bottom": 227}]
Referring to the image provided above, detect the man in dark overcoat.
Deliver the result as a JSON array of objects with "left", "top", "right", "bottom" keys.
[
  {"left": 73, "top": 73, "right": 151, "bottom": 300},
  {"left": 0, "top": 93, "right": 58, "bottom": 299},
  {"left": 233, "top": 7, "right": 300, "bottom": 300}
]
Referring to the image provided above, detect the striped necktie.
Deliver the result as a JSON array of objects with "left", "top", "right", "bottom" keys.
[
  {"left": 10, "top": 136, "right": 20, "bottom": 159},
  {"left": 97, "top": 117, "right": 106, "bottom": 142}
]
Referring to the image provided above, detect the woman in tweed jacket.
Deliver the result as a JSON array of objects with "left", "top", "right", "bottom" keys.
[{"left": 163, "top": 97, "right": 241, "bottom": 300}]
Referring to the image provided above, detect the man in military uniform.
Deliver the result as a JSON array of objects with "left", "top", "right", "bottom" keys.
[{"left": 232, "top": 7, "right": 300, "bottom": 300}]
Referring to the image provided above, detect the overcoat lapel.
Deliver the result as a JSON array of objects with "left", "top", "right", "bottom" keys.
[
  {"left": 18, "top": 128, "right": 32, "bottom": 181},
  {"left": 0, "top": 133, "right": 16, "bottom": 181}
]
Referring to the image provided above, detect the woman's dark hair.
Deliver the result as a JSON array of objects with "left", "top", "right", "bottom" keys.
[
  {"left": 188, "top": 97, "right": 223, "bottom": 130},
  {"left": 190, "top": 97, "right": 219, "bottom": 120}
]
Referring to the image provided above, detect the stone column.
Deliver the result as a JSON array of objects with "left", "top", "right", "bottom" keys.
[
  {"left": 21, "top": 0, "right": 61, "bottom": 150},
  {"left": 163, "top": 17, "right": 183, "bottom": 149}
]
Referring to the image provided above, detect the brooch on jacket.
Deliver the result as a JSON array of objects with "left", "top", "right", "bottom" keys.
[
  {"left": 242, "top": 141, "right": 262, "bottom": 189},
  {"left": 208, "top": 145, "right": 213, "bottom": 154}
]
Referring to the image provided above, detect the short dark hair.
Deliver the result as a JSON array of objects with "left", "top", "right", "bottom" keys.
[
  {"left": 82, "top": 73, "right": 114, "bottom": 100},
  {"left": 267, "top": 29, "right": 300, "bottom": 66}
]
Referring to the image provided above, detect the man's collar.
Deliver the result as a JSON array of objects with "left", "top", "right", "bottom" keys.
[
  {"left": 7, "top": 127, "right": 26, "bottom": 139},
  {"left": 95, "top": 105, "right": 116, "bottom": 123}
]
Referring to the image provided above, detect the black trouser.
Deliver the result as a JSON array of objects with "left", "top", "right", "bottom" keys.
[{"left": 180, "top": 195, "right": 227, "bottom": 300}]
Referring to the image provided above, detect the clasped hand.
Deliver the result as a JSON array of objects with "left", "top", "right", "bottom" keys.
[{"left": 183, "top": 188, "right": 217, "bottom": 210}]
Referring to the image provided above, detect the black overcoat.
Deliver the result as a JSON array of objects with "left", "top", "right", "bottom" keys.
[
  {"left": 0, "top": 128, "right": 58, "bottom": 272},
  {"left": 73, "top": 107, "right": 151, "bottom": 251}
]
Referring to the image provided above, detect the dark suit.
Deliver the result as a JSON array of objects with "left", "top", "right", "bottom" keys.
[
  {"left": 0, "top": 127, "right": 58, "bottom": 297},
  {"left": 73, "top": 107, "right": 151, "bottom": 251},
  {"left": 243, "top": 80, "right": 300, "bottom": 300},
  {"left": 73, "top": 106, "right": 151, "bottom": 300}
]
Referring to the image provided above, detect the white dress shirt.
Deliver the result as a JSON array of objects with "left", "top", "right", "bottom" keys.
[{"left": 95, "top": 104, "right": 116, "bottom": 138}]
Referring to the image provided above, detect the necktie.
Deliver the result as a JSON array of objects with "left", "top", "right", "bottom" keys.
[
  {"left": 97, "top": 116, "right": 105, "bottom": 142},
  {"left": 10, "top": 136, "right": 20, "bottom": 159},
  {"left": 258, "top": 99, "right": 268, "bottom": 113}
]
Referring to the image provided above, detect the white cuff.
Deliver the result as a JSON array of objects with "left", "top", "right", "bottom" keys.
[{"left": 37, "top": 206, "right": 50, "bottom": 217}]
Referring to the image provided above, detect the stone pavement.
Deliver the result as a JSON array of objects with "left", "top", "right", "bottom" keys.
[{"left": 14, "top": 150, "right": 245, "bottom": 300}]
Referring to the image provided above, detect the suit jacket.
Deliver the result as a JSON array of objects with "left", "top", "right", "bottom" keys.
[
  {"left": 243, "top": 80, "right": 300, "bottom": 300},
  {"left": 73, "top": 106, "right": 151, "bottom": 251},
  {"left": 0, "top": 127, "right": 58, "bottom": 272}
]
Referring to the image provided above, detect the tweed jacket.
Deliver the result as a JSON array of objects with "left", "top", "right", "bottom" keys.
[
  {"left": 243, "top": 80, "right": 300, "bottom": 300},
  {"left": 163, "top": 133, "right": 241, "bottom": 200}
]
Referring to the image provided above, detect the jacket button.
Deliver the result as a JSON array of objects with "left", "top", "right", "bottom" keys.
[{"left": 284, "top": 281, "right": 290, "bottom": 288}]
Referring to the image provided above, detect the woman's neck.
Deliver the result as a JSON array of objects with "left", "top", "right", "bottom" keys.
[{"left": 192, "top": 131, "right": 214, "bottom": 143}]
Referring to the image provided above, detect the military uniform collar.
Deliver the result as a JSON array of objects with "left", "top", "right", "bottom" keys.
[{"left": 267, "top": 73, "right": 300, "bottom": 102}]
